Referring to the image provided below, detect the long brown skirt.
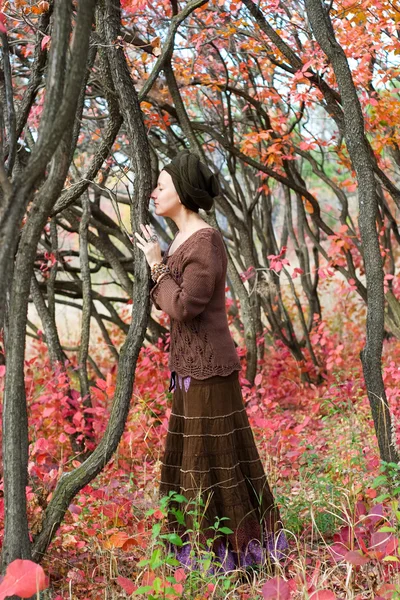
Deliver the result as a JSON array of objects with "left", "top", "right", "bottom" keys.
[{"left": 159, "top": 370, "right": 288, "bottom": 570}]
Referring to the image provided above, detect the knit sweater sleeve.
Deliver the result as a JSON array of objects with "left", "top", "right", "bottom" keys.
[{"left": 150, "top": 236, "right": 222, "bottom": 322}]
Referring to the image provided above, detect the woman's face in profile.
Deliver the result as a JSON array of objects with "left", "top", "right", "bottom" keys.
[{"left": 150, "top": 171, "right": 180, "bottom": 218}]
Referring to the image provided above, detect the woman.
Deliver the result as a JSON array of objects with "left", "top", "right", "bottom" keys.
[{"left": 134, "top": 150, "right": 288, "bottom": 570}]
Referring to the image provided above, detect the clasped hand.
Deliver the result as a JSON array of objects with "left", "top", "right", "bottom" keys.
[{"left": 134, "top": 224, "right": 162, "bottom": 268}]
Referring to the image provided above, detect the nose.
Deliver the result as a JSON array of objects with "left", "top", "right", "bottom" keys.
[{"left": 150, "top": 188, "right": 158, "bottom": 200}]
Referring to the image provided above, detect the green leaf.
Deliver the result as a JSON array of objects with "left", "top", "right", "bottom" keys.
[
  {"left": 387, "top": 462, "right": 400, "bottom": 470},
  {"left": 171, "top": 494, "right": 188, "bottom": 503},
  {"left": 223, "top": 578, "right": 231, "bottom": 590},
  {"left": 136, "top": 558, "right": 150, "bottom": 567},
  {"left": 218, "top": 527, "right": 234, "bottom": 535},
  {"left": 153, "top": 577, "right": 162, "bottom": 593},
  {"left": 382, "top": 555, "right": 400, "bottom": 562},
  {"left": 172, "top": 509, "right": 186, "bottom": 526},
  {"left": 152, "top": 522, "right": 162, "bottom": 538},
  {"left": 162, "top": 533, "right": 183, "bottom": 546},
  {"left": 371, "top": 475, "right": 388, "bottom": 487},
  {"left": 378, "top": 526, "right": 396, "bottom": 533},
  {"left": 133, "top": 586, "right": 153, "bottom": 595},
  {"left": 149, "top": 548, "right": 163, "bottom": 569},
  {"left": 375, "top": 493, "right": 390, "bottom": 502},
  {"left": 164, "top": 586, "right": 181, "bottom": 595},
  {"left": 202, "top": 558, "right": 211, "bottom": 571}
]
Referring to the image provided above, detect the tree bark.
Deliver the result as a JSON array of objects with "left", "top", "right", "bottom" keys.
[
  {"left": 304, "top": 0, "right": 398, "bottom": 462},
  {"left": 1, "top": 0, "right": 97, "bottom": 572},
  {"left": 0, "top": 0, "right": 88, "bottom": 330},
  {"left": 78, "top": 192, "right": 92, "bottom": 403},
  {"left": 30, "top": 0, "right": 153, "bottom": 562}
]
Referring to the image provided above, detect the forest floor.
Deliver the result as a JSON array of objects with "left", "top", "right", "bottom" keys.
[{"left": 13, "top": 300, "right": 400, "bottom": 599}]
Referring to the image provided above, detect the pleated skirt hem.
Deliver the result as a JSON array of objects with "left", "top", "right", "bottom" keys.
[{"left": 159, "top": 370, "right": 289, "bottom": 569}]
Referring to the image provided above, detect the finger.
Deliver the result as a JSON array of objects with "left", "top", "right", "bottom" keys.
[
  {"left": 140, "top": 223, "right": 151, "bottom": 239},
  {"left": 134, "top": 231, "right": 146, "bottom": 243},
  {"left": 140, "top": 225, "right": 152, "bottom": 240},
  {"left": 145, "top": 224, "right": 158, "bottom": 242}
]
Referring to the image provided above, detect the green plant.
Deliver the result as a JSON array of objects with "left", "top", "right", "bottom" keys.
[
  {"left": 371, "top": 460, "right": 400, "bottom": 503},
  {"left": 133, "top": 491, "right": 239, "bottom": 598}
]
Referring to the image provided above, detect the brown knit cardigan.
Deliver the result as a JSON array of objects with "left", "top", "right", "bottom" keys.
[{"left": 150, "top": 228, "right": 241, "bottom": 379}]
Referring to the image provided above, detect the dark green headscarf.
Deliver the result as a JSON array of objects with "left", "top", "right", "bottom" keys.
[{"left": 163, "top": 150, "right": 220, "bottom": 213}]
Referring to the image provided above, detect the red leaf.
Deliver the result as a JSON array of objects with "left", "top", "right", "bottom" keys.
[
  {"left": 262, "top": 576, "right": 291, "bottom": 600},
  {"left": 333, "top": 525, "right": 352, "bottom": 546},
  {"left": 309, "top": 593, "right": 337, "bottom": 600},
  {"left": 344, "top": 550, "right": 370, "bottom": 566},
  {"left": 0, "top": 13, "right": 6, "bottom": 35},
  {"left": 174, "top": 568, "right": 186, "bottom": 583},
  {"left": 102, "top": 503, "right": 121, "bottom": 519},
  {"left": 96, "top": 378, "right": 108, "bottom": 390},
  {"left": 41, "top": 35, "right": 50, "bottom": 50},
  {"left": 68, "top": 504, "right": 82, "bottom": 515},
  {"left": 376, "top": 583, "right": 397, "bottom": 598},
  {"left": 254, "top": 373, "right": 262, "bottom": 386},
  {"left": 240, "top": 265, "right": 256, "bottom": 282},
  {"left": 370, "top": 531, "right": 393, "bottom": 555},
  {"left": 121, "top": 0, "right": 145, "bottom": 12},
  {"left": 0, "top": 559, "right": 48, "bottom": 599},
  {"left": 117, "top": 576, "right": 137, "bottom": 594},
  {"left": 366, "top": 503, "right": 384, "bottom": 525},
  {"left": 0, "top": 365, "right": 5, "bottom": 377},
  {"left": 329, "top": 542, "right": 348, "bottom": 561}
]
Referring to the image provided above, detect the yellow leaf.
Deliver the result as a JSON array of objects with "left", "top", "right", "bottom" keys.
[{"left": 352, "top": 10, "right": 366, "bottom": 25}]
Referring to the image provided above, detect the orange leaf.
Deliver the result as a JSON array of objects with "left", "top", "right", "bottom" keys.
[
  {"left": 305, "top": 200, "right": 314, "bottom": 214},
  {"left": 104, "top": 531, "right": 131, "bottom": 549}
]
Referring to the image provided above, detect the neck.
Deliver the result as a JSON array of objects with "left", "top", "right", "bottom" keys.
[{"left": 172, "top": 209, "right": 206, "bottom": 235}]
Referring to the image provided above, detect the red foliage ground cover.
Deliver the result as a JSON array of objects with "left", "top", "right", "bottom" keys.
[{"left": 1, "top": 292, "right": 400, "bottom": 597}]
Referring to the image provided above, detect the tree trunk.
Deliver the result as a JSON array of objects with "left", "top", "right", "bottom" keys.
[
  {"left": 1, "top": 0, "right": 98, "bottom": 573},
  {"left": 30, "top": 0, "right": 153, "bottom": 562},
  {"left": 304, "top": 0, "right": 398, "bottom": 463}
]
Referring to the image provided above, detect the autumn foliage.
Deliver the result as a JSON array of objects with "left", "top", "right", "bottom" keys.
[{"left": 1, "top": 0, "right": 400, "bottom": 597}]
